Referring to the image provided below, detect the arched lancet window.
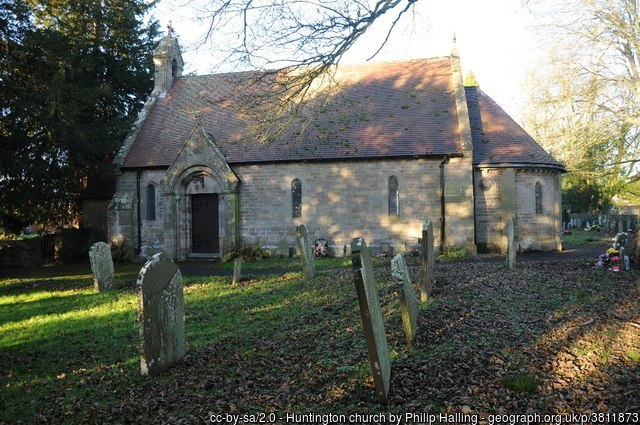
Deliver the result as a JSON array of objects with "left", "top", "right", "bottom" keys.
[
  {"left": 146, "top": 184, "right": 156, "bottom": 220},
  {"left": 292, "top": 179, "right": 302, "bottom": 218},
  {"left": 535, "top": 181, "right": 543, "bottom": 214},
  {"left": 388, "top": 175, "right": 399, "bottom": 216},
  {"left": 171, "top": 59, "right": 178, "bottom": 78}
]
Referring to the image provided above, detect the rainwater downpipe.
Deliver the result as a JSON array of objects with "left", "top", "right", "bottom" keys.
[
  {"left": 136, "top": 169, "right": 142, "bottom": 255},
  {"left": 439, "top": 156, "right": 450, "bottom": 251}
]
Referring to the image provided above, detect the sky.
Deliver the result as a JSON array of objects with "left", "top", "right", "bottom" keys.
[{"left": 152, "top": 0, "right": 542, "bottom": 121}]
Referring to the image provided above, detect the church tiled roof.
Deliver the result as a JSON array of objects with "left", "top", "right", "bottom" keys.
[
  {"left": 121, "top": 58, "right": 463, "bottom": 167},
  {"left": 120, "top": 58, "right": 564, "bottom": 172},
  {"left": 466, "top": 86, "right": 564, "bottom": 170}
]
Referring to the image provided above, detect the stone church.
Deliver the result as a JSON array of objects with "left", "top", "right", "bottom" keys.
[{"left": 107, "top": 32, "right": 565, "bottom": 259}]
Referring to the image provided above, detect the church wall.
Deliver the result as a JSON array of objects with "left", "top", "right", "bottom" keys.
[
  {"left": 474, "top": 169, "right": 504, "bottom": 253},
  {"left": 232, "top": 158, "right": 474, "bottom": 255},
  {"left": 139, "top": 170, "right": 167, "bottom": 258},
  {"left": 515, "top": 170, "right": 562, "bottom": 251},
  {"left": 474, "top": 168, "right": 562, "bottom": 253},
  {"left": 107, "top": 171, "right": 137, "bottom": 247}
]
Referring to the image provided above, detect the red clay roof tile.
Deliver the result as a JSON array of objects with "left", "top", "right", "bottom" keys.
[
  {"left": 466, "top": 86, "right": 564, "bottom": 170},
  {"left": 122, "top": 58, "right": 462, "bottom": 168}
]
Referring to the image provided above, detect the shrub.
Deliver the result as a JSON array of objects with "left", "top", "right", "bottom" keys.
[
  {"left": 222, "top": 241, "right": 271, "bottom": 263},
  {"left": 437, "top": 245, "right": 469, "bottom": 261}
]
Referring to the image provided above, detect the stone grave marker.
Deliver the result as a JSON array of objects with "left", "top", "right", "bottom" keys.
[
  {"left": 391, "top": 253, "right": 420, "bottom": 348},
  {"left": 138, "top": 253, "right": 186, "bottom": 376},
  {"left": 89, "top": 242, "right": 115, "bottom": 292},
  {"left": 296, "top": 224, "right": 315, "bottom": 280},
  {"left": 506, "top": 219, "right": 516, "bottom": 269},
  {"left": 421, "top": 220, "right": 435, "bottom": 302},
  {"left": 232, "top": 257, "right": 242, "bottom": 285},
  {"left": 278, "top": 240, "right": 290, "bottom": 258},
  {"left": 351, "top": 237, "right": 390, "bottom": 404}
]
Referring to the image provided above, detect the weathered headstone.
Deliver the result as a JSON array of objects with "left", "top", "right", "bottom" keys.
[
  {"left": 506, "top": 219, "right": 516, "bottom": 269},
  {"left": 89, "top": 242, "right": 115, "bottom": 292},
  {"left": 277, "top": 240, "right": 290, "bottom": 258},
  {"left": 391, "top": 253, "right": 420, "bottom": 348},
  {"left": 296, "top": 224, "right": 315, "bottom": 280},
  {"left": 138, "top": 253, "right": 186, "bottom": 376},
  {"left": 232, "top": 257, "right": 242, "bottom": 285},
  {"left": 351, "top": 237, "right": 390, "bottom": 404},
  {"left": 421, "top": 220, "right": 435, "bottom": 302}
]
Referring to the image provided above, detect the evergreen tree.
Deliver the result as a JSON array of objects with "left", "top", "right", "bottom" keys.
[
  {"left": 464, "top": 70, "right": 479, "bottom": 87},
  {"left": 0, "top": 0, "right": 159, "bottom": 233}
]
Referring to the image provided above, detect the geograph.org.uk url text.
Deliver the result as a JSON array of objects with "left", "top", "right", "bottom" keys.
[{"left": 209, "top": 411, "right": 640, "bottom": 425}]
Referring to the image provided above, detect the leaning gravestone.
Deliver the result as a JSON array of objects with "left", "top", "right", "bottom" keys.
[
  {"left": 89, "top": 242, "right": 115, "bottom": 292},
  {"left": 138, "top": 253, "right": 186, "bottom": 376},
  {"left": 392, "top": 254, "right": 420, "bottom": 348},
  {"left": 296, "top": 224, "right": 315, "bottom": 280},
  {"left": 421, "top": 220, "right": 435, "bottom": 302},
  {"left": 232, "top": 257, "right": 242, "bottom": 285},
  {"left": 506, "top": 219, "right": 516, "bottom": 269},
  {"left": 351, "top": 237, "right": 390, "bottom": 404}
]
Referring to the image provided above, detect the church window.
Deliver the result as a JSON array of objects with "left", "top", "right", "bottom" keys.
[
  {"left": 147, "top": 184, "right": 156, "bottom": 220},
  {"left": 388, "top": 175, "right": 399, "bottom": 216},
  {"left": 535, "top": 182, "right": 543, "bottom": 214},
  {"left": 292, "top": 179, "right": 302, "bottom": 218}
]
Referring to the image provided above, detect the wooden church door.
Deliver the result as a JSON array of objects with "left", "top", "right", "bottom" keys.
[{"left": 191, "top": 194, "right": 219, "bottom": 254}]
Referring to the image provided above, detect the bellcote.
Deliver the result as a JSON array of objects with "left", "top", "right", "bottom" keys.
[{"left": 153, "top": 24, "right": 184, "bottom": 96}]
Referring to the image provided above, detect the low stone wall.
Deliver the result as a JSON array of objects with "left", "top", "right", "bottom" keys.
[
  {"left": 55, "top": 229, "right": 96, "bottom": 264},
  {"left": 0, "top": 238, "right": 43, "bottom": 267}
]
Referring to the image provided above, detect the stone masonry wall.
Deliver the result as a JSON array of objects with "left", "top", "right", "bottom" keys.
[
  {"left": 108, "top": 170, "right": 137, "bottom": 246},
  {"left": 139, "top": 170, "right": 167, "bottom": 257},
  {"left": 474, "top": 169, "right": 504, "bottom": 253},
  {"left": 474, "top": 168, "right": 562, "bottom": 253},
  {"left": 233, "top": 158, "right": 472, "bottom": 255},
  {"left": 515, "top": 170, "right": 561, "bottom": 251}
]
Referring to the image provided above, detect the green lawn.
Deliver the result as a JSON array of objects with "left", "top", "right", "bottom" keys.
[
  {"left": 561, "top": 228, "right": 612, "bottom": 246},
  {"left": 218, "top": 255, "right": 353, "bottom": 271}
]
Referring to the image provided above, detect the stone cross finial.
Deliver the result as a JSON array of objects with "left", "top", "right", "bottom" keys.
[{"left": 166, "top": 20, "right": 173, "bottom": 36}]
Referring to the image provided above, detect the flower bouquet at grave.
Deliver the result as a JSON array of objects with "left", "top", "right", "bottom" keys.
[
  {"left": 610, "top": 255, "right": 621, "bottom": 272},
  {"left": 313, "top": 245, "right": 328, "bottom": 257},
  {"left": 313, "top": 239, "right": 329, "bottom": 258}
]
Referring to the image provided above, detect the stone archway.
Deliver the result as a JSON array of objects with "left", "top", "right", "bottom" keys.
[{"left": 159, "top": 125, "right": 240, "bottom": 260}]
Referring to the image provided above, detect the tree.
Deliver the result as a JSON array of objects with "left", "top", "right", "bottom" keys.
[
  {"left": 464, "top": 70, "right": 479, "bottom": 87},
  {"left": 0, "top": 0, "right": 159, "bottom": 233},
  {"left": 184, "top": 0, "right": 422, "bottom": 138},
  {"left": 524, "top": 0, "right": 640, "bottom": 207}
]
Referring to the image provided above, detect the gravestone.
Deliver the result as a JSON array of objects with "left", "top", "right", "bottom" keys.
[
  {"left": 89, "top": 242, "right": 115, "bottom": 292},
  {"left": 277, "top": 240, "right": 290, "bottom": 258},
  {"left": 391, "top": 253, "right": 420, "bottom": 348},
  {"left": 351, "top": 237, "right": 391, "bottom": 403},
  {"left": 506, "top": 219, "right": 516, "bottom": 269},
  {"left": 296, "top": 224, "right": 315, "bottom": 280},
  {"left": 138, "top": 253, "right": 186, "bottom": 376},
  {"left": 232, "top": 257, "right": 242, "bottom": 285},
  {"left": 421, "top": 220, "right": 435, "bottom": 302}
]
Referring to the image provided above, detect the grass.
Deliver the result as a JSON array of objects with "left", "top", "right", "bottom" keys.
[
  {"left": 219, "top": 255, "right": 352, "bottom": 271},
  {"left": 503, "top": 374, "right": 543, "bottom": 393},
  {"left": 0, "top": 260, "right": 403, "bottom": 422},
  {"left": 1, "top": 255, "right": 638, "bottom": 422},
  {"left": 561, "top": 228, "right": 611, "bottom": 246}
]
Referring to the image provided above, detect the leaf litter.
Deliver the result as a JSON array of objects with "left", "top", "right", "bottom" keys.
[{"left": 23, "top": 258, "right": 640, "bottom": 423}]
